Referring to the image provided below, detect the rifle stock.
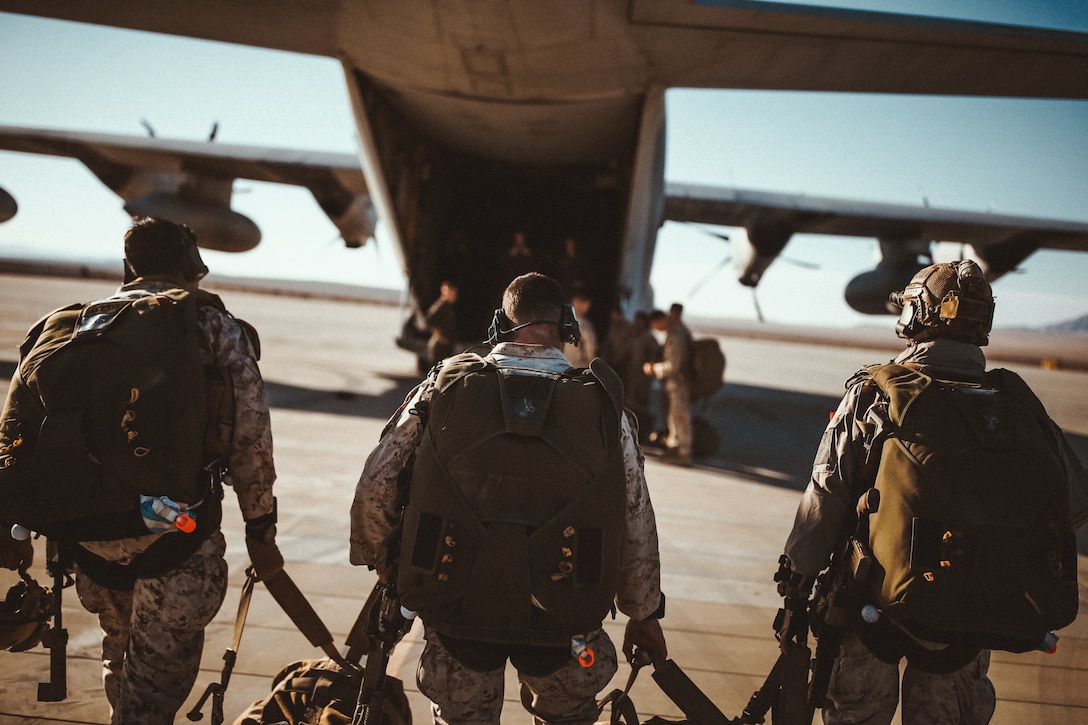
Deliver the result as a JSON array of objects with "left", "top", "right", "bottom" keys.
[
  {"left": 804, "top": 488, "right": 880, "bottom": 714},
  {"left": 37, "top": 545, "right": 68, "bottom": 702}
]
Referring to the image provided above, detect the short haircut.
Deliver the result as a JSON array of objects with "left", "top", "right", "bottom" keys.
[
  {"left": 124, "top": 217, "right": 196, "bottom": 278},
  {"left": 503, "top": 273, "right": 564, "bottom": 326}
]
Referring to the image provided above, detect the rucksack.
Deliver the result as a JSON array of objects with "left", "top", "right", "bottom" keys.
[
  {"left": 232, "top": 656, "right": 412, "bottom": 725},
  {"left": 862, "top": 363, "right": 1078, "bottom": 656},
  {"left": 0, "top": 288, "right": 221, "bottom": 542},
  {"left": 688, "top": 338, "right": 725, "bottom": 402},
  {"left": 397, "top": 354, "right": 627, "bottom": 645}
]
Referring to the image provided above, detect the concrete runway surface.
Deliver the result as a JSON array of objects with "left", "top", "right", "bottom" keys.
[{"left": 0, "top": 274, "right": 1085, "bottom": 724}]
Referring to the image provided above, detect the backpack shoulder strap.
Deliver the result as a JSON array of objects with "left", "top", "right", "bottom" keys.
[
  {"left": 864, "top": 362, "right": 933, "bottom": 424},
  {"left": 18, "top": 303, "right": 81, "bottom": 360},
  {"left": 433, "top": 352, "right": 491, "bottom": 394},
  {"left": 589, "top": 357, "right": 625, "bottom": 420}
]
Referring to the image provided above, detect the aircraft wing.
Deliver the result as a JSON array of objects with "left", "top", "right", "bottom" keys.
[
  {"left": 665, "top": 183, "right": 1088, "bottom": 253},
  {"left": 0, "top": 124, "right": 372, "bottom": 251},
  {"left": 1, "top": 0, "right": 1086, "bottom": 101},
  {"left": 666, "top": 182, "right": 1088, "bottom": 313}
]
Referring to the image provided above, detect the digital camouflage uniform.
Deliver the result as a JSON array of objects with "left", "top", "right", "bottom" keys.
[
  {"left": 74, "top": 278, "right": 277, "bottom": 725},
  {"left": 647, "top": 320, "right": 692, "bottom": 462},
  {"left": 350, "top": 342, "right": 662, "bottom": 725},
  {"left": 785, "top": 338, "right": 1088, "bottom": 725}
]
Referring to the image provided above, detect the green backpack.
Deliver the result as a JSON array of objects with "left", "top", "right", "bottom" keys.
[
  {"left": 397, "top": 354, "right": 627, "bottom": 646},
  {"left": 863, "top": 363, "right": 1078, "bottom": 656},
  {"left": 0, "top": 288, "right": 219, "bottom": 542}
]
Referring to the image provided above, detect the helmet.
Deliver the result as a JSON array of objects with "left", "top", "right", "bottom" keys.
[
  {"left": 889, "top": 260, "right": 994, "bottom": 346},
  {"left": 0, "top": 571, "right": 54, "bottom": 652}
]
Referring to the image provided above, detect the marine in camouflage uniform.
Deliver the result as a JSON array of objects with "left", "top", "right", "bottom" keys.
[
  {"left": 644, "top": 306, "right": 692, "bottom": 464},
  {"left": 71, "top": 219, "right": 279, "bottom": 724},
  {"left": 782, "top": 261, "right": 1088, "bottom": 725},
  {"left": 351, "top": 273, "right": 665, "bottom": 725}
]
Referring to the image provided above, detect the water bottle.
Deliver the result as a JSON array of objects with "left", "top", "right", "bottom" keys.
[
  {"left": 571, "top": 637, "right": 595, "bottom": 667},
  {"left": 1036, "top": 632, "right": 1059, "bottom": 654},
  {"left": 140, "top": 495, "right": 196, "bottom": 533}
]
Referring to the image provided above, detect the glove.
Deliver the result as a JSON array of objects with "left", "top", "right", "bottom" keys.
[
  {"left": 245, "top": 503, "right": 284, "bottom": 582},
  {"left": 623, "top": 617, "right": 667, "bottom": 664},
  {"left": 0, "top": 522, "right": 33, "bottom": 571}
]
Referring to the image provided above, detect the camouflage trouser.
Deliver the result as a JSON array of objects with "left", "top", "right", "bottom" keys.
[
  {"left": 823, "top": 632, "right": 996, "bottom": 725},
  {"left": 664, "top": 377, "right": 692, "bottom": 460},
  {"left": 75, "top": 532, "right": 229, "bottom": 725},
  {"left": 417, "top": 626, "right": 618, "bottom": 725}
]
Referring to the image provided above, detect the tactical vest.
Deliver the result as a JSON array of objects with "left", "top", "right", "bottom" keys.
[
  {"left": 0, "top": 288, "right": 226, "bottom": 543},
  {"left": 863, "top": 363, "right": 1078, "bottom": 654},
  {"left": 398, "top": 354, "right": 627, "bottom": 646}
]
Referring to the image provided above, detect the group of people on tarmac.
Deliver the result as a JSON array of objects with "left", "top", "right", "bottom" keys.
[{"left": 1, "top": 217, "right": 1085, "bottom": 725}]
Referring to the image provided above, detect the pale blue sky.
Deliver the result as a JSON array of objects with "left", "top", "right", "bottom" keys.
[{"left": 0, "top": 5, "right": 1086, "bottom": 329}]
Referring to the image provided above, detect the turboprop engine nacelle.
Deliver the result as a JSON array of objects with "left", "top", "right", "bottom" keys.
[
  {"left": 124, "top": 193, "right": 261, "bottom": 252},
  {"left": 844, "top": 237, "right": 931, "bottom": 315},
  {"left": 0, "top": 186, "right": 16, "bottom": 223}
]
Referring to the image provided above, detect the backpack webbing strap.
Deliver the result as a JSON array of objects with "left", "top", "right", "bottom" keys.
[
  {"left": 594, "top": 662, "right": 643, "bottom": 725},
  {"left": 186, "top": 565, "right": 257, "bottom": 725}
]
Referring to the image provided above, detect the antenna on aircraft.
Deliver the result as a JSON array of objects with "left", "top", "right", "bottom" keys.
[
  {"left": 140, "top": 119, "right": 156, "bottom": 138},
  {"left": 209, "top": 122, "right": 219, "bottom": 142},
  {"left": 920, "top": 187, "right": 930, "bottom": 208}
]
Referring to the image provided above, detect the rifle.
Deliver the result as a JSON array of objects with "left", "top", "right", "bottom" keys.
[
  {"left": 733, "top": 488, "right": 879, "bottom": 725},
  {"left": 805, "top": 488, "right": 880, "bottom": 718},
  {"left": 37, "top": 540, "right": 71, "bottom": 702},
  {"left": 346, "top": 581, "right": 414, "bottom": 725}
]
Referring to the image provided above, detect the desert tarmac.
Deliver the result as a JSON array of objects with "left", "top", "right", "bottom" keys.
[{"left": 0, "top": 273, "right": 1085, "bottom": 724}]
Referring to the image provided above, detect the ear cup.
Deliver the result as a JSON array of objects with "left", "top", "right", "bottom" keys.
[
  {"left": 488, "top": 308, "right": 515, "bottom": 344},
  {"left": 558, "top": 303, "right": 581, "bottom": 345}
]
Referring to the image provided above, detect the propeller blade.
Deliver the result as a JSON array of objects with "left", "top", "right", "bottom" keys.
[
  {"left": 751, "top": 288, "right": 764, "bottom": 323},
  {"left": 687, "top": 255, "right": 733, "bottom": 299},
  {"left": 681, "top": 221, "right": 731, "bottom": 243}
]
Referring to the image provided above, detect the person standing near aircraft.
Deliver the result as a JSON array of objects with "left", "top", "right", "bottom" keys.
[
  {"left": 0, "top": 218, "right": 282, "bottom": 724},
  {"left": 554, "top": 236, "right": 591, "bottom": 297},
  {"left": 502, "top": 230, "right": 539, "bottom": 283},
  {"left": 564, "top": 287, "right": 598, "bottom": 368},
  {"left": 779, "top": 260, "right": 1088, "bottom": 725},
  {"left": 626, "top": 310, "right": 660, "bottom": 441},
  {"left": 350, "top": 272, "right": 666, "bottom": 725},
  {"left": 643, "top": 303, "right": 693, "bottom": 465},
  {"left": 425, "top": 280, "right": 459, "bottom": 369}
]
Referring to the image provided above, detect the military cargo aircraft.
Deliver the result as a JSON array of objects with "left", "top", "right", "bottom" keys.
[{"left": 1, "top": 1, "right": 1088, "bottom": 336}]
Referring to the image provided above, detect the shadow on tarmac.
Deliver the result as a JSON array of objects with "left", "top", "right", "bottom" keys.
[
  {"left": 6, "top": 356, "right": 1086, "bottom": 557},
  {"left": 264, "top": 374, "right": 419, "bottom": 418},
  {"left": 8, "top": 352, "right": 1085, "bottom": 498},
  {"left": 696, "top": 382, "right": 838, "bottom": 491}
]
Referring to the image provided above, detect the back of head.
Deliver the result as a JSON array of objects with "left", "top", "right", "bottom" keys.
[
  {"left": 504, "top": 273, "right": 564, "bottom": 325},
  {"left": 890, "top": 260, "right": 994, "bottom": 346},
  {"left": 124, "top": 216, "right": 208, "bottom": 283},
  {"left": 490, "top": 273, "right": 580, "bottom": 345}
]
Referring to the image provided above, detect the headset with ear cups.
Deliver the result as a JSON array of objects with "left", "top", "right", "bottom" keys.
[{"left": 487, "top": 303, "right": 581, "bottom": 345}]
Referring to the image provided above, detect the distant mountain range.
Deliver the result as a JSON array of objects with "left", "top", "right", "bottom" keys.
[{"left": 1039, "top": 314, "right": 1088, "bottom": 335}]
